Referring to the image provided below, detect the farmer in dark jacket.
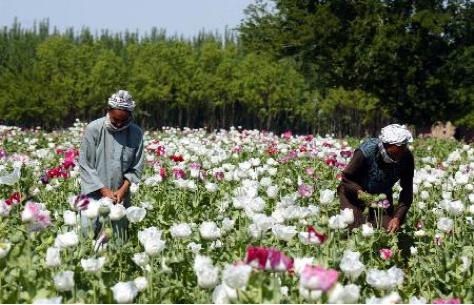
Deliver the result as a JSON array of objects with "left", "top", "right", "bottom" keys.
[{"left": 338, "top": 124, "right": 415, "bottom": 233}]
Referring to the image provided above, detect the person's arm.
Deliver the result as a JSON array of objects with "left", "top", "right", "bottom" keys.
[
  {"left": 340, "top": 149, "right": 366, "bottom": 197},
  {"left": 388, "top": 151, "right": 414, "bottom": 233},
  {"left": 115, "top": 179, "right": 131, "bottom": 203},
  {"left": 394, "top": 152, "right": 415, "bottom": 222},
  {"left": 79, "top": 125, "right": 106, "bottom": 195}
]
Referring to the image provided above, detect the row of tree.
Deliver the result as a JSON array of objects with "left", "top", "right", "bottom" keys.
[
  {"left": 0, "top": 21, "right": 320, "bottom": 133},
  {"left": 239, "top": 0, "right": 474, "bottom": 133},
  {"left": 0, "top": 0, "right": 472, "bottom": 137}
]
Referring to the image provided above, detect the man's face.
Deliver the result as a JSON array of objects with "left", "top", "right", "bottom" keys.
[
  {"left": 108, "top": 108, "right": 130, "bottom": 128},
  {"left": 385, "top": 144, "right": 407, "bottom": 162}
]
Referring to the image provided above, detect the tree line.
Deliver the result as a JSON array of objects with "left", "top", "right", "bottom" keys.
[
  {"left": 0, "top": 0, "right": 472, "bottom": 137},
  {"left": 0, "top": 20, "right": 316, "bottom": 133},
  {"left": 240, "top": 0, "right": 473, "bottom": 136}
]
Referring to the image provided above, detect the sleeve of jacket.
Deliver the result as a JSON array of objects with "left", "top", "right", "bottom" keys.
[
  {"left": 79, "top": 125, "right": 105, "bottom": 194},
  {"left": 394, "top": 151, "right": 415, "bottom": 221},
  {"left": 340, "top": 149, "right": 366, "bottom": 198}
]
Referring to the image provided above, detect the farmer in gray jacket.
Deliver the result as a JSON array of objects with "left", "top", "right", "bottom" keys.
[{"left": 79, "top": 90, "right": 144, "bottom": 238}]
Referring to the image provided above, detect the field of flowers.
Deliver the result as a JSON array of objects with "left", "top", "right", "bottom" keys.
[{"left": 1, "top": 120, "right": 473, "bottom": 304}]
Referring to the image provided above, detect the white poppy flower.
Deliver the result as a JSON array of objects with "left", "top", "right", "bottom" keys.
[
  {"left": 134, "top": 277, "right": 148, "bottom": 291},
  {"left": 328, "top": 283, "right": 360, "bottom": 304},
  {"left": 82, "top": 200, "right": 100, "bottom": 219},
  {"left": 63, "top": 210, "right": 77, "bottom": 226},
  {"left": 111, "top": 281, "right": 139, "bottom": 304},
  {"left": 328, "top": 215, "right": 348, "bottom": 230},
  {"left": 212, "top": 284, "right": 238, "bottom": 304},
  {"left": 81, "top": 256, "right": 106, "bottom": 273},
  {"left": 110, "top": 204, "right": 126, "bottom": 221},
  {"left": 126, "top": 206, "right": 147, "bottom": 223},
  {"left": 53, "top": 271, "right": 75, "bottom": 292},
  {"left": 45, "top": 247, "right": 61, "bottom": 268},
  {"left": 193, "top": 255, "right": 219, "bottom": 289},
  {"left": 170, "top": 223, "right": 192, "bottom": 239},
  {"left": 366, "top": 266, "right": 404, "bottom": 290},
  {"left": 221, "top": 217, "right": 235, "bottom": 233},
  {"left": 271, "top": 224, "right": 297, "bottom": 242},
  {"left": 320, "top": 189, "right": 335, "bottom": 205},
  {"left": 222, "top": 264, "right": 252, "bottom": 289},
  {"left": 0, "top": 241, "right": 12, "bottom": 259},
  {"left": 362, "top": 223, "right": 374, "bottom": 237},
  {"left": 199, "top": 221, "right": 221, "bottom": 240},
  {"left": 132, "top": 252, "right": 149, "bottom": 267},
  {"left": 340, "top": 250, "right": 365, "bottom": 280},
  {"left": 437, "top": 217, "right": 454, "bottom": 233},
  {"left": 54, "top": 231, "right": 79, "bottom": 249}
]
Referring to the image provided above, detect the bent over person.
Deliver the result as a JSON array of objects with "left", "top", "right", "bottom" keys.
[
  {"left": 79, "top": 90, "right": 144, "bottom": 239},
  {"left": 337, "top": 124, "right": 415, "bottom": 233}
]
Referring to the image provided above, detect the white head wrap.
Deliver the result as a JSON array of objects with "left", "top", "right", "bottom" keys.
[
  {"left": 379, "top": 124, "right": 413, "bottom": 145},
  {"left": 108, "top": 90, "right": 136, "bottom": 112}
]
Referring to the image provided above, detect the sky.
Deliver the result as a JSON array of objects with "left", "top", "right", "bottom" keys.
[{"left": 0, "top": 0, "right": 254, "bottom": 38}]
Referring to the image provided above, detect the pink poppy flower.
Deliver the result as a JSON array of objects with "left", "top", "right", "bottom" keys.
[
  {"left": 245, "top": 246, "right": 293, "bottom": 272},
  {"left": 72, "top": 194, "right": 90, "bottom": 211},
  {"left": 213, "top": 171, "right": 224, "bottom": 181},
  {"left": 432, "top": 298, "right": 461, "bottom": 304},
  {"left": 156, "top": 145, "right": 166, "bottom": 156},
  {"left": 172, "top": 168, "right": 186, "bottom": 179},
  {"left": 325, "top": 158, "right": 337, "bottom": 167},
  {"left": 170, "top": 155, "right": 184, "bottom": 162},
  {"left": 0, "top": 149, "right": 6, "bottom": 159},
  {"left": 159, "top": 167, "right": 168, "bottom": 179},
  {"left": 340, "top": 150, "right": 353, "bottom": 158},
  {"left": 300, "top": 265, "right": 339, "bottom": 292},
  {"left": 232, "top": 146, "right": 242, "bottom": 153},
  {"left": 379, "top": 248, "right": 393, "bottom": 260},
  {"left": 189, "top": 163, "right": 201, "bottom": 170},
  {"left": 377, "top": 199, "right": 391, "bottom": 209},
  {"left": 305, "top": 167, "right": 315, "bottom": 176},
  {"left": 5, "top": 192, "right": 21, "bottom": 206},
  {"left": 21, "top": 202, "right": 40, "bottom": 222},
  {"left": 298, "top": 184, "right": 314, "bottom": 198},
  {"left": 282, "top": 130, "right": 292, "bottom": 140},
  {"left": 31, "top": 210, "right": 52, "bottom": 231},
  {"left": 307, "top": 226, "right": 327, "bottom": 244},
  {"left": 61, "top": 149, "right": 78, "bottom": 169},
  {"left": 266, "top": 144, "right": 279, "bottom": 156},
  {"left": 21, "top": 201, "right": 52, "bottom": 231}
]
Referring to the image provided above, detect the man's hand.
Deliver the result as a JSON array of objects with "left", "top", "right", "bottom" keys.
[
  {"left": 387, "top": 217, "right": 401, "bottom": 233},
  {"left": 114, "top": 188, "right": 127, "bottom": 204},
  {"left": 114, "top": 179, "right": 131, "bottom": 204},
  {"left": 100, "top": 188, "right": 117, "bottom": 202}
]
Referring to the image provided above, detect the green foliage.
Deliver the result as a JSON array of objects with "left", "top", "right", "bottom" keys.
[
  {"left": 0, "top": 21, "right": 313, "bottom": 133},
  {"left": 240, "top": 0, "right": 474, "bottom": 129},
  {"left": 1, "top": 1, "right": 473, "bottom": 137},
  {"left": 316, "top": 87, "right": 384, "bottom": 137}
]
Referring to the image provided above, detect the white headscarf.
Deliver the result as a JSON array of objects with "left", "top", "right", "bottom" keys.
[
  {"left": 108, "top": 90, "right": 136, "bottom": 112},
  {"left": 379, "top": 124, "right": 413, "bottom": 146}
]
